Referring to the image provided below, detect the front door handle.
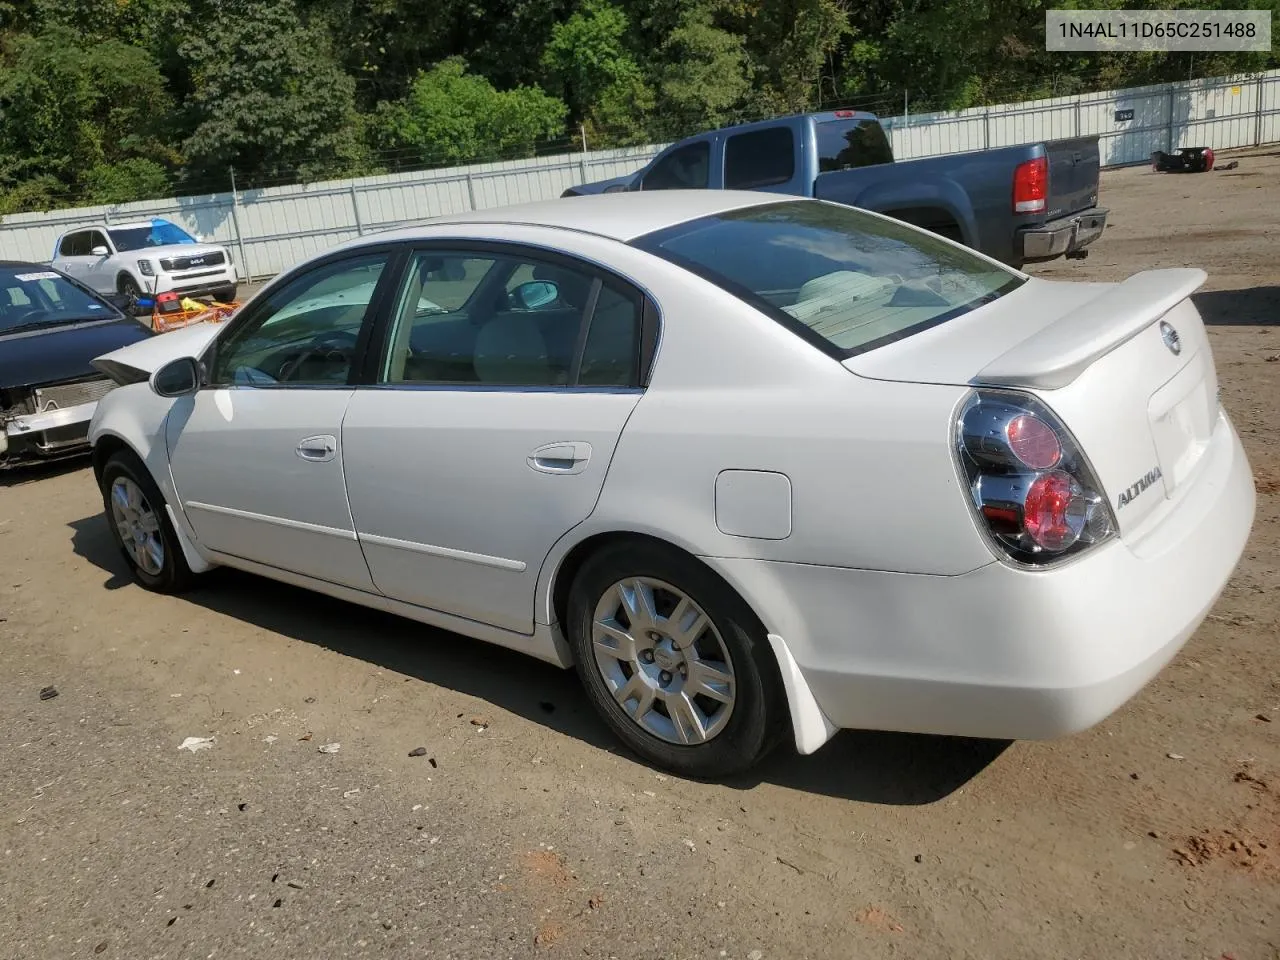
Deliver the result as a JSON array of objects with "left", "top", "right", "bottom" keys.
[
  {"left": 296, "top": 435, "right": 337, "bottom": 462},
  {"left": 528, "top": 441, "right": 591, "bottom": 475}
]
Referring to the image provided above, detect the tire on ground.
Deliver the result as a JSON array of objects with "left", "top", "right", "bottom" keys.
[
  {"left": 566, "top": 539, "right": 787, "bottom": 778},
  {"left": 99, "top": 449, "right": 196, "bottom": 594}
]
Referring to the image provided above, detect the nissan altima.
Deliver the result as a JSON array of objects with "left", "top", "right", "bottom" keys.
[{"left": 86, "top": 192, "right": 1255, "bottom": 778}]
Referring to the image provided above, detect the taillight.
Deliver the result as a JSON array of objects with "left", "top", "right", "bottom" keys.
[
  {"left": 956, "top": 390, "right": 1115, "bottom": 566},
  {"left": 1013, "top": 156, "right": 1047, "bottom": 214}
]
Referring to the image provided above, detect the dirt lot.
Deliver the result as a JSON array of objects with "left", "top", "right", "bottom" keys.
[{"left": 2, "top": 150, "right": 1278, "bottom": 960}]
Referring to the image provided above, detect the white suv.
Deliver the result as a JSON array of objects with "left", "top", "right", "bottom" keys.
[{"left": 52, "top": 219, "right": 239, "bottom": 303}]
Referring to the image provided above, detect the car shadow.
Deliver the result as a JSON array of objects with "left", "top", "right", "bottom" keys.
[
  {"left": 0, "top": 453, "right": 91, "bottom": 488},
  {"left": 68, "top": 513, "right": 1008, "bottom": 805},
  {"left": 1192, "top": 286, "right": 1280, "bottom": 326}
]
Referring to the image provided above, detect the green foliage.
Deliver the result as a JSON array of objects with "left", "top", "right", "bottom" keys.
[
  {"left": 0, "top": 27, "right": 175, "bottom": 211},
  {"left": 83, "top": 158, "right": 172, "bottom": 205},
  {"left": 0, "top": 0, "right": 1276, "bottom": 212},
  {"left": 654, "top": 6, "right": 753, "bottom": 135},
  {"left": 542, "top": 0, "right": 655, "bottom": 142},
  {"left": 179, "top": 0, "right": 364, "bottom": 186},
  {"left": 0, "top": 175, "right": 64, "bottom": 215},
  {"left": 372, "top": 57, "right": 568, "bottom": 166}
]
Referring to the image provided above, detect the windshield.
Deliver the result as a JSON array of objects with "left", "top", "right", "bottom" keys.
[
  {"left": 0, "top": 267, "right": 117, "bottom": 335},
  {"left": 108, "top": 220, "right": 197, "bottom": 252},
  {"left": 631, "top": 200, "right": 1023, "bottom": 357}
]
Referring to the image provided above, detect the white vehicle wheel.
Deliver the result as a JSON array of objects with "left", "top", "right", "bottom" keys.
[
  {"left": 99, "top": 451, "right": 195, "bottom": 593},
  {"left": 568, "top": 540, "right": 786, "bottom": 778}
]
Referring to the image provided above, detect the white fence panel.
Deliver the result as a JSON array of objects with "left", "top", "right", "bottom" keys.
[{"left": 3, "top": 72, "right": 1279, "bottom": 278}]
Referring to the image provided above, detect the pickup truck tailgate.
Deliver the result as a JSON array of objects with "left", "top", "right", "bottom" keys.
[{"left": 1045, "top": 136, "right": 1100, "bottom": 219}]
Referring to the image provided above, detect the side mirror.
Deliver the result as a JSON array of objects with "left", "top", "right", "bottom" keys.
[
  {"left": 91, "top": 245, "right": 110, "bottom": 257},
  {"left": 103, "top": 292, "right": 133, "bottom": 312},
  {"left": 511, "top": 280, "right": 558, "bottom": 310},
  {"left": 150, "top": 356, "right": 202, "bottom": 398}
]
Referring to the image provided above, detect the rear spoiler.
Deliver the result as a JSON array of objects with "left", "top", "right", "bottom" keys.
[{"left": 976, "top": 268, "right": 1207, "bottom": 390}]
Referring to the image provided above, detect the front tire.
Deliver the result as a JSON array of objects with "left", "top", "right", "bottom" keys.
[
  {"left": 567, "top": 541, "right": 785, "bottom": 778},
  {"left": 117, "top": 274, "right": 144, "bottom": 315},
  {"left": 100, "top": 450, "right": 195, "bottom": 593}
]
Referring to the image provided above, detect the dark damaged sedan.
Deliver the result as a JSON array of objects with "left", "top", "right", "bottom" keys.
[{"left": 1, "top": 262, "right": 152, "bottom": 466}]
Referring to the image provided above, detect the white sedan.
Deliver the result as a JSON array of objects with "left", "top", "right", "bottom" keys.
[{"left": 87, "top": 192, "right": 1255, "bottom": 778}]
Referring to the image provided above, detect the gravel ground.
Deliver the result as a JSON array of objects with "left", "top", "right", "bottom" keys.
[{"left": 2, "top": 149, "right": 1278, "bottom": 960}]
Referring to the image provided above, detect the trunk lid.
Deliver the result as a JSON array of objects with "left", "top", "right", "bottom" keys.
[
  {"left": 844, "top": 269, "right": 1219, "bottom": 536},
  {"left": 1044, "top": 136, "right": 1101, "bottom": 219}
]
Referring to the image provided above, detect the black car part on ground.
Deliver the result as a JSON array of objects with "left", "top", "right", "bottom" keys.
[{"left": 1151, "top": 147, "right": 1216, "bottom": 173}]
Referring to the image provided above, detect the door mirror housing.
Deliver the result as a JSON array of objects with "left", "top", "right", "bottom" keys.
[
  {"left": 511, "top": 280, "right": 558, "bottom": 310},
  {"left": 91, "top": 245, "right": 110, "bottom": 257},
  {"left": 150, "top": 356, "right": 203, "bottom": 398}
]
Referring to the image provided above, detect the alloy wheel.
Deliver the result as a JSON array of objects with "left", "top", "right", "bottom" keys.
[
  {"left": 109, "top": 476, "right": 165, "bottom": 576},
  {"left": 591, "top": 577, "right": 736, "bottom": 746}
]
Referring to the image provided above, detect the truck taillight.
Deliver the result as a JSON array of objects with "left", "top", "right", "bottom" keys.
[
  {"left": 1013, "top": 156, "right": 1048, "bottom": 214},
  {"left": 955, "top": 390, "right": 1115, "bottom": 565}
]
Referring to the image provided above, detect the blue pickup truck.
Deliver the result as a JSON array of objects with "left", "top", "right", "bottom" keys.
[{"left": 563, "top": 110, "right": 1108, "bottom": 269}]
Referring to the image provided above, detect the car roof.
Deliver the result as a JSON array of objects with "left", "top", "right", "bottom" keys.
[
  {"left": 364, "top": 190, "right": 799, "bottom": 245},
  {"left": 0, "top": 260, "right": 54, "bottom": 268}
]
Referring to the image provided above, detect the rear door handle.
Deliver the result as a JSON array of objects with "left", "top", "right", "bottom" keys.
[
  {"left": 296, "top": 434, "right": 337, "bottom": 462},
  {"left": 528, "top": 441, "right": 591, "bottom": 475}
]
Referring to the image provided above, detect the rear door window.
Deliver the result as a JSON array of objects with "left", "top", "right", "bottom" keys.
[{"left": 724, "top": 127, "right": 796, "bottom": 189}]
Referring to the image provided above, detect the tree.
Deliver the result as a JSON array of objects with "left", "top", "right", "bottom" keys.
[
  {"left": 654, "top": 7, "right": 752, "bottom": 137},
  {"left": 721, "top": 0, "right": 851, "bottom": 114},
  {"left": 372, "top": 57, "right": 568, "bottom": 167},
  {"left": 29, "top": 0, "right": 189, "bottom": 52},
  {"left": 541, "top": 0, "right": 655, "bottom": 143},
  {"left": 180, "top": 0, "right": 363, "bottom": 186},
  {"left": 0, "top": 28, "right": 176, "bottom": 211}
]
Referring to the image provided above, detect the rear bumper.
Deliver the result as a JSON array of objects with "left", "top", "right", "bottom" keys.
[
  {"left": 708, "top": 411, "right": 1254, "bottom": 747},
  {"left": 1018, "top": 207, "right": 1108, "bottom": 262},
  {"left": 2, "top": 400, "right": 97, "bottom": 462}
]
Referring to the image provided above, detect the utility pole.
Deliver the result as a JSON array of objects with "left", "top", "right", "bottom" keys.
[{"left": 228, "top": 167, "right": 250, "bottom": 283}]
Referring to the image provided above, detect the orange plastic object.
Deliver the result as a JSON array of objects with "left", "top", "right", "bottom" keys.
[{"left": 150, "top": 299, "right": 240, "bottom": 333}]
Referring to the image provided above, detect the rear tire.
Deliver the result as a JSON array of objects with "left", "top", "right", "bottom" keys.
[
  {"left": 99, "top": 450, "right": 195, "bottom": 593},
  {"left": 567, "top": 540, "right": 785, "bottom": 778}
]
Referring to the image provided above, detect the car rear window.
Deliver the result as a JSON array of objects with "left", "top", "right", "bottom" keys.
[
  {"left": 816, "top": 118, "right": 894, "bottom": 171},
  {"left": 631, "top": 200, "right": 1023, "bottom": 357}
]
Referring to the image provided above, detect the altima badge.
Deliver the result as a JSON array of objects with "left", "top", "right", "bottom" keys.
[
  {"left": 1159, "top": 320, "right": 1182, "bottom": 356},
  {"left": 1117, "top": 466, "right": 1163, "bottom": 509}
]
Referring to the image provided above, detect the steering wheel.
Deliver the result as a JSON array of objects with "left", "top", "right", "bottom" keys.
[{"left": 277, "top": 330, "right": 359, "bottom": 382}]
